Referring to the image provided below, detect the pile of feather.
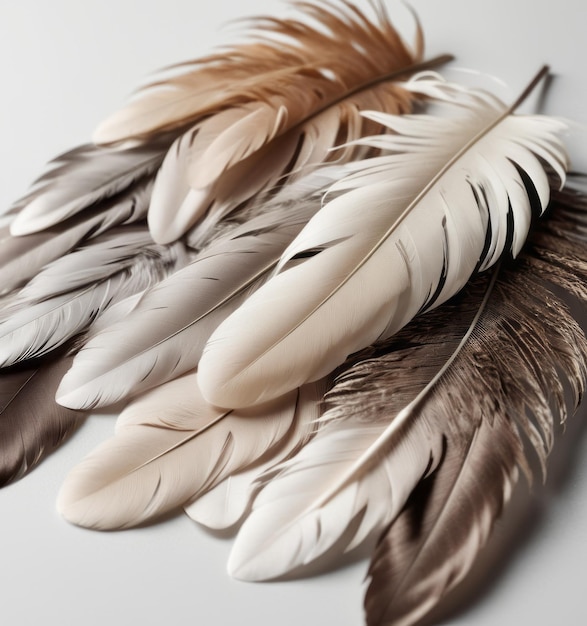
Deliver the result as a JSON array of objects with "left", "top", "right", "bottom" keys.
[{"left": 1, "top": 1, "right": 586, "bottom": 624}]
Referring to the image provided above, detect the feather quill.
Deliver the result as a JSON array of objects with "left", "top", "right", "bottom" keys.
[
  {"left": 57, "top": 373, "right": 320, "bottom": 530},
  {"left": 198, "top": 71, "right": 568, "bottom": 409}
]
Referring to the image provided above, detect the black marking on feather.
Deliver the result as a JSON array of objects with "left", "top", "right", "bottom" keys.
[
  {"left": 290, "top": 246, "right": 327, "bottom": 260},
  {"left": 418, "top": 215, "right": 449, "bottom": 314}
]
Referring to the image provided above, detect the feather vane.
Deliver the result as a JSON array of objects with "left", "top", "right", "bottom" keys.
[
  {"left": 0, "top": 178, "right": 153, "bottom": 295},
  {"left": 228, "top": 206, "right": 587, "bottom": 587},
  {"left": 10, "top": 142, "right": 168, "bottom": 236},
  {"left": 0, "top": 228, "right": 187, "bottom": 366},
  {"left": 363, "top": 201, "right": 587, "bottom": 625},
  {"left": 92, "top": 1, "right": 444, "bottom": 243}
]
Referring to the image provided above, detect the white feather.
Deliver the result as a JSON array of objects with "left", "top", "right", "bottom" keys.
[
  {"left": 227, "top": 401, "right": 436, "bottom": 581},
  {"left": 197, "top": 77, "right": 568, "bottom": 408}
]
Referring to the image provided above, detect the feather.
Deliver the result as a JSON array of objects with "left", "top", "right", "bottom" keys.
[
  {"left": 91, "top": 1, "right": 453, "bottom": 243},
  {"left": 57, "top": 373, "right": 319, "bottom": 530},
  {"left": 56, "top": 193, "right": 324, "bottom": 410},
  {"left": 93, "top": 1, "right": 425, "bottom": 143},
  {"left": 197, "top": 71, "right": 568, "bottom": 409},
  {"left": 363, "top": 193, "right": 587, "bottom": 626},
  {"left": 0, "top": 227, "right": 188, "bottom": 366},
  {"left": 227, "top": 192, "right": 587, "bottom": 585},
  {"left": 0, "top": 177, "right": 153, "bottom": 295},
  {"left": 184, "top": 380, "right": 326, "bottom": 530},
  {"left": 0, "top": 350, "right": 85, "bottom": 487},
  {"left": 9, "top": 140, "right": 170, "bottom": 236}
]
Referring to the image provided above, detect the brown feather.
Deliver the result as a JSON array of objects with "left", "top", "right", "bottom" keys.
[
  {"left": 356, "top": 185, "right": 587, "bottom": 626},
  {"left": 0, "top": 351, "right": 85, "bottom": 487},
  {"left": 94, "top": 1, "right": 426, "bottom": 144},
  {"left": 91, "top": 1, "right": 451, "bottom": 243}
]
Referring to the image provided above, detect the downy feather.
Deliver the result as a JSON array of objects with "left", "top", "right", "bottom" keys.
[
  {"left": 197, "top": 72, "right": 568, "bottom": 409},
  {"left": 10, "top": 140, "right": 170, "bottom": 236},
  {"left": 93, "top": 1, "right": 424, "bottom": 143},
  {"left": 228, "top": 197, "right": 587, "bottom": 584},
  {"left": 0, "top": 351, "right": 85, "bottom": 487},
  {"left": 56, "top": 196, "right": 324, "bottom": 410},
  {"left": 57, "top": 373, "right": 315, "bottom": 530},
  {"left": 0, "top": 227, "right": 188, "bottom": 366}
]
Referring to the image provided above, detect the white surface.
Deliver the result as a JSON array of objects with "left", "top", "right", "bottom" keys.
[{"left": 0, "top": 1, "right": 586, "bottom": 625}]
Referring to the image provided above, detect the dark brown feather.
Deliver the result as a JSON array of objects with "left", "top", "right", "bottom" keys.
[
  {"left": 0, "top": 352, "right": 85, "bottom": 487},
  {"left": 356, "top": 184, "right": 587, "bottom": 626}
]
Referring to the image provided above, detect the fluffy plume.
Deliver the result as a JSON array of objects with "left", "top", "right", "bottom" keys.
[
  {"left": 197, "top": 71, "right": 568, "bottom": 409},
  {"left": 93, "top": 1, "right": 446, "bottom": 244},
  {"left": 93, "top": 1, "right": 425, "bottom": 143}
]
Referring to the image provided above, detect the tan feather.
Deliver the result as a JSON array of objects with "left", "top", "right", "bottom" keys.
[
  {"left": 91, "top": 1, "right": 453, "bottom": 243},
  {"left": 57, "top": 373, "right": 318, "bottom": 530},
  {"left": 94, "top": 1, "right": 426, "bottom": 144}
]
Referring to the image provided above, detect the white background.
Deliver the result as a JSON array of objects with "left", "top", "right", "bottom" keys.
[{"left": 0, "top": 1, "right": 586, "bottom": 625}]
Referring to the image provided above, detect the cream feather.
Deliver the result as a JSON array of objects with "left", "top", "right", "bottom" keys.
[
  {"left": 57, "top": 373, "right": 311, "bottom": 530},
  {"left": 197, "top": 72, "right": 568, "bottom": 409},
  {"left": 184, "top": 381, "right": 326, "bottom": 530}
]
